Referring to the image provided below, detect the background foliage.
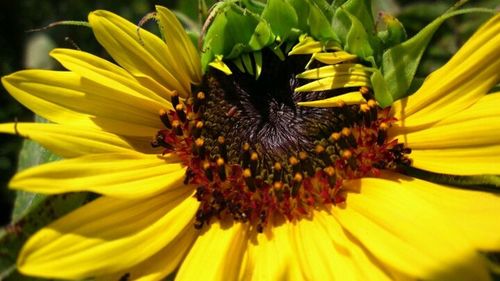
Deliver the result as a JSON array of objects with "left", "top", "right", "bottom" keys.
[{"left": 0, "top": 0, "right": 498, "bottom": 280}]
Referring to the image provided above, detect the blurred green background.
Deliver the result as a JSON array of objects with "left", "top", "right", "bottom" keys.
[
  {"left": 0, "top": 0, "right": 498, "bottom": 280},
  {"left": 0, "top": 0, "right": 497, "bottom": 226}
]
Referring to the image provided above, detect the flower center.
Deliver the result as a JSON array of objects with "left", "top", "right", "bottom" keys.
[{"left": 152, "top": 50, "right": 411, "bottom": 232}]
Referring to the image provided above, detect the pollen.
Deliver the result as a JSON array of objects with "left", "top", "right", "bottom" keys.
[{"left": 152, "top": 49, "right": 412, "bottom": 232}]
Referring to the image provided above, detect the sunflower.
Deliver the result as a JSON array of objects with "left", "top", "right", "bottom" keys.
[{"left": 1, "top": 3, "right": 499, "bottom": 281}]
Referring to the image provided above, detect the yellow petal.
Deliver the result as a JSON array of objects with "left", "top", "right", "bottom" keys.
[
  {"left": 50, "top": 48, "right": 173, "bottom": 104},
  {"left": 392, "top": 14, "right": 500, "bottom": 129},
  {"left": 314, "top": 211, "right": 395, "bottom": 280},
  {"left": 292, "top": 216, "right": 358, "bottom": 280},
  {"left": 410, "top": 147, "right": 500, "bottom": 175},
  {"left": 155, "top": 5, "right": 201, "bottom": 84},
  {"left": 2, "top": 70, "right": 163, "bottom": 136},
  {"left": 242, "top": 223, "right": 303, "bottom": 281},
  {"left": 18, "top": 189, "right": 198, "bottom": 280},
  {"left": 295, "top": 75, "right": 369, "bottom": 92},
  {"left": 381, "top": 171, "right": 500, "bottom": 251},
  {"left": 310, "top": 51, "right": 358, "bottom": 65},
  {"left": 176, "top": 222, "right": 247, "bottom": 281},
  {"left": 88, "top": 10, "right": 192, "bottom": 97},
  {"left": 296, "top": 63, "right": 367, "bottom": 80},
  {"left": 391, "top": 93, "right": 500, "bottom": 174},
  {"left": 96, "top": 227, "right": 197, "bottom": 281},
  {"left": 297, "top": 91, "right": 366, "bottom": 107},
  {"left": 288, "top": 35, "right": 339, "bottom": 55},
  {"left": 334, "top": 176, "right": 491, "bottom": 280},
  {"left": 209, "top": 56, "right": 233, "bottom": 75},
  {"left": 10, "top": 153, "right": 185, "bottom": 198},
  {"left": 0, "top": 123, "right": 159, "bottom": 158}
]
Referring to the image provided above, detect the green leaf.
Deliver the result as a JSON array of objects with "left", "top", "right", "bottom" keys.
[
  {"left": 340, "top": 0, "right": 375, "bottom": 34},
  {"left": 377, "top": 13, "right": 407, "bottom": 48},
  {"left": 332, "top": 1, "right": 381, "bottom": 65},
  {"left": 0, "top": 116, "right": 90, "bottom": 280},
  {"left": 370, "top": 69, "right": 393, "bottom": 107},
  {"left": 308, "top": 0, "right": 337, "bottom": 41},
  {"left": 201, "top": 2, "right": 274, "bottom": 71},
  {"left": 381, "top": 8, "right": 494, "bottom": 103},
  {"left": 261, "top": 0, "right": 298, "bottom": 42}
]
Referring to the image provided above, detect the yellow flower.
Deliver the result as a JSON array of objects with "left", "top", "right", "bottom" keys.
[{"left": 1, "top": 6, "right": 499, "bottom": 281}]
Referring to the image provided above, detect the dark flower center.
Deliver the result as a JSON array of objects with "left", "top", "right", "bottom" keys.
[{"left": 152, "top": 50, "right": 412, "bottom": 232}]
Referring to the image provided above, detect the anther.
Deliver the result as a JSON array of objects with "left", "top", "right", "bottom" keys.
[
  {"left": 377, "top": 122, "right": 389, "bottom": 145},
  {"left": 359, "top": 103, "right": 372, "bottom": 126},
  {"left": 175, "top": 103, "right": 187, "bottom": 123},
  {"left": 299, "top": 151, "right": 314, "bottom": 176},
  {"left": 315, "top": 144, "right": 332, "bottom": 166},
  {"left": 194, "top": 138, "right": 206, "bottom": 158},
  {"left": 273, "top": 162, "right": 283, "bottom": 182},
  {"left": 323, "top": 166, "right": 336, "bottom": 187},
  {"left": 216, "top": 158, "right": 227, "bottom": 181},
  {"left": 172, "top": 120, "right": 183, "bottom": 136},
  {"left": 171, "top": 91, "right": 180, "bottom": 108},
  {"left": 192, "top": 121, "right": 204, "bottom": 138},
  {"left": 250, "top": 152, "right": 259, "bottom": 176},
  {"left": 289, "top": 156, "right": 300, "bottom": 174},
  {"left": 194, "top": 91, "right": 205, "bottom": 113},
  {"left": 241, "top": 143, "right": 251, "bottom": 168},
  {"left": 151, "top": 132, "right": 173, "bottom": 150},
  {"left": 243, "top": 168, "right": 256, "bottom": 192},
  {"left": 159, "top": 109, "right": 172, "bottom": 129},
  {"left": 202, "top": 160, "right": 213, "bottom": 181},
  {"left": 341, "top": 127, "right": 357, "bottom": 148},
  {"left": 332, "top": 131, "right": 348, "bottom": 149},
  {"left": 218, "top": 136, "right": 228, "bottom": 161},
  {"left": 367, "top": 99, "right": 378, "bottom": 121},
  {"left": 292, "top": 172, "right": 303, "bottom": 197}
]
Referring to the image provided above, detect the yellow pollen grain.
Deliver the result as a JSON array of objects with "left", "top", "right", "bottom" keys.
[
  {"left": 294, "top": 172, "right": 303, "bottom": 182},
  {"left": 172, "top": 120, "right": 181, "bottom": 127},
  {"left": 330, "top": 132, "right": 341, "bottom": 141},
  {"left": 289, "top": 156, "right": 299, "bottom": 165},
  {"left": 251, "top": 152, "right": 259, "bottom": 161},
  {"left": 243, "top": 143, "right": 250, "bottom": 151},
  {"left": 360, "top": 86, "right": 369, "bottom": 95},
  {"left": 218, "top": 136, "right": 225, "bottom": 144},
  {"left": 367, "top": 99, "right": 377, "bottom": 108},
  {"left": 187, "top": 112, "right": 196, "bottom": 121},
  {"left": 342, "top": 150, "right": 352, "bottom": 159},
  {"left": 324, "top": 166, "right": 335, "bottom": 176},
  {"left": 273, "top": 181, "right": 283, "bottom": 190},
  {"left": 380, "top": 122, "right": 389, "bottom": 130},
  {"left": 360, "top": 103, "right": 370, "bottom": 112},
  {"left": 243, "top": 168, "right": 252, "bottom": 178},
  {"left": 274, "top": 162, "right": 282, "bottom": 170},
  {"left": 159, "top": 108, "right": 167, "bottom": 116},
  {"left": 216, "top": 158, "right": 225, "bottom": 166},
  {"left": 175, "top": 103, "right": 184, "bottom": 111},
  {"left": 336, "top": 100, "right": 346, "bottom": 107},
  {"left": 341, "top": 127, "right": 351, "bottom": 136},
  {"left": 315, "top": 144, "right": 325, "bottom": 154},
  {"left": 202, "top": 161, "right": 211, "bottom": 170},
  {"left": 195, "top": 138, "right": 204, "bottom": 147},
  {"left": 299, "top": 151, "right": 308, "bottom": 160},
  {"left": 196, "top": 121, "right": 204, "bottom": 129},
  {"left": 197, "top": 91, "right": 206, "bottom": 100}
]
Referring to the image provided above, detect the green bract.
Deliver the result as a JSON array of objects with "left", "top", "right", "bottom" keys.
[{"left": 201, "top": 0, "right": 495, "bottom": 106}]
